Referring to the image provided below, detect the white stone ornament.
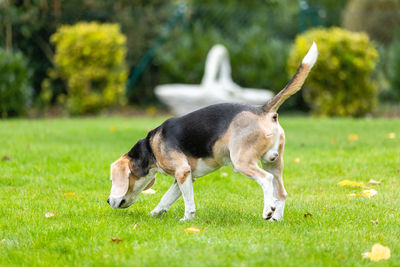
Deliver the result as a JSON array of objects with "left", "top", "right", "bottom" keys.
[{"left": 155, "top": 44, "right": 274, "bottom": 115}]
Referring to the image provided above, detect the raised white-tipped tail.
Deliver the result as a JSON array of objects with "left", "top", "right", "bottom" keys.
[
  {"left": 263, "top": 42, "right": 318, "bottom": 112},
  {"left": 302, "top": 42, "right": 318, "bottom": 67}
]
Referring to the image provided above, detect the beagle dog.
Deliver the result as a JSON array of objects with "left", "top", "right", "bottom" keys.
[{"left": 108, "top": 42, "right": 318, "bottom": 221}]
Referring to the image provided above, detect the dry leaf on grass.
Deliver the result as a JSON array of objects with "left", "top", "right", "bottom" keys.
[
  {"left": 63, "top": 192, "right": 75, "bottom": 196},
  {"left": 368, "top": 179, "right": 381, "bottom": 185},
  {"left": 294, "top": 158, "right": 301, "bottom": 163},
  {"left": 142, "top": 189, "right": 156, "bottom": 194},
  {"left": 347, "top": 189, "right": 377, "bottom": 198},
  {"left": 133, "top": 224, "right": 138, "bottom": 230},
  {"left": 109, "top": 125, "right": 117, "bottom": 132},
  {"left": 348, "top": 134, "right": 359, "bottom": 141},
  {"left": 111, "top": 237, "right": 122, "bottom": 243},
  {"left": 221, "top": 172, "right": 229, "bottom": 177},
  {"left": 338, "top": 180, "right": 364, "bottom": 187},
  {"left": 184, "top": 227, "right": 202, "bottom": 233},
  {"left": 371, "top": 219, "right": 379, "bottom": 225},
  {"left": 362, "top": 243, "right": 391, "bottom": 262},
  {"left": 304, "top": 212, "right": 313, "bottom": 218},
  {"left": 45, "top": 212, "right": 57, "bottom": 218},
  {"left": 2, "top": 156, "right": 11, "bottom": 161},
  {"left": 388, "top": 133, "right": 396, "bottom": 139}
]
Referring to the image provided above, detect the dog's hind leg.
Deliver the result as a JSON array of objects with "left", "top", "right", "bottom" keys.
[
  {"left": 261, "top": 133, "right": 287, "bottom": 221},
  {"left": 261, "top": 158, "right": 287, "bottom": 221},
  {"left": 150, "top": 182, "right": 182, "bottom": 216},
  {"left": 231, "top": 153, "right": 275, "bottom": 220}
]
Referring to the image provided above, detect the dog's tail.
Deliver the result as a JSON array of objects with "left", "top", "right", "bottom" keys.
[{"left": 263, "top": 42, "right": 318, "bottom": 113}]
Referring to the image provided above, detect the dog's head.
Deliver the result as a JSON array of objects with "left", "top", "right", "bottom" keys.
[{"left": 107, "top": 139, "right": 156, "bottom": 209}]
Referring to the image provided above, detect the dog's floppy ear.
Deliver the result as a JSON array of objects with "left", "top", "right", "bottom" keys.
[
  {"left": 110, "top": 156, "right": 132, "bottom": 197},
  {"left": 144, "top": 178, "right": 156, "bottom": 190},
  {"left": 127, "top": 138, "right": 155, "bottom": 178}
]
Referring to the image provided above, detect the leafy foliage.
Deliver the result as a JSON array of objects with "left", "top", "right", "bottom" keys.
[
  {"left": 0, "top": 48, "right": 31, "bottom": 118},
  {"left": 50, "top": 22, "right": 127, "bottom": 115},
  {"left": 342, "top": 0, "right": 400, "bottom": 45},
  {"left": 387, "top": 33, "right": 400, "bottom": 100},
  {"left": 288, "top": 27, "right": 379, "bottom": 117}
]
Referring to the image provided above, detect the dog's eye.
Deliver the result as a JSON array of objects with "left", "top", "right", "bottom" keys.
[{"left": 272, "top": 114, "right": 278, "bottom": 122}]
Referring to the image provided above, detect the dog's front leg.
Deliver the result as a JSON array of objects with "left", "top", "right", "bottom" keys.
[
  {"left": 176, "top": 167, "right": 195, "bottom": 221},
  {"left": 150, "top": 182, "right": 182, "bottom": 216}
]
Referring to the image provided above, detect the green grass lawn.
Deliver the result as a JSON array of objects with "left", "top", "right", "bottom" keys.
[{"left": 1, "top": 116, "right": 400, "bottom": 266}]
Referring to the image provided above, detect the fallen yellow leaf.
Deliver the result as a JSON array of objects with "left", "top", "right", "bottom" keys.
[
  {"left": 63, "top": 192, "right": 75, "bottom": 196},
  {"left": 133, "top": 223, "right": 138, "bottom": 230},
  {"left": 348, "top": 134, "right": 359, "bottom": 141},
  {"left": 361, "top": 189, "right": 378, "bottom": 198},
  {"left": 371, "top": 219, "right": 379, "bottom": 225},
  {"left": 388, "top": 133, "right": 396, "bottom": 139},
  {"left": 362, "top": 243, "right": 391, "bottom": 262},
  {"left": 338, "top": 180, "right": 364, "bottom": 187},
  {"left": 184, "top": 227, "right": 202, "bottom": 233},
  {"left": 347, "top": 189, "right": 377, "bottom": 198},
  {"left": 109, "top": 125, "right": 117, "bottom": 132},
  {"left": 294, "top": 158, "right": 301, "bottom": 163},
  {"left": 221, "top": 172, "right": 229, "bottom": 177}
]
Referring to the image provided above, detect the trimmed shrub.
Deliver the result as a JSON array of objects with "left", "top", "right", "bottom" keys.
[
  {"left": 50, "top": 22, "right": 127, "bottom": 115},
  {"left": 0, "top": 48, "right": 31, "bottom": 118},
  {"left": 288, "top": 27, "right": 379, "bottom": 117},
  {"left": 342, "top": 0, "right": 400, "bottom": 45}
]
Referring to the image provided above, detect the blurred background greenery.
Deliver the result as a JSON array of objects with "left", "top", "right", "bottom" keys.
[{"left": 0, "top": 0, "right": 399, "bottom": 117}]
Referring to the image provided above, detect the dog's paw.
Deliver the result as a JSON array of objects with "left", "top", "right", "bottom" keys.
[
  {"left": 262, "top": 206, "right": 276, "bottom": 220},
  {"left": 267, "top": 214, "right": 283, "bottom": 222},
  {"left": 150, "top": 207, "right": 167, "bottom": 216},
  {"left": 179, "top": 211, "right": 195, "bottom": 221}
]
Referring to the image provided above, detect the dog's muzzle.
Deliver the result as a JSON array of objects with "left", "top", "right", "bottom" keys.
[
  {"left": 266, "top": 151, "right": 279, "bottom": 162},
  {"left": 107, "top": 196, "right": 128, "bottom": 209}
]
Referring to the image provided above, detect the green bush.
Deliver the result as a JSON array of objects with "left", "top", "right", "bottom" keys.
[
  {"left": 0, "top": 48, "right": 31, "bottom": 118},
  {"left": 50, "top": 22, "right": 127, "bottom": 115},
  {"left": 388, "top": 33, "right": 400, "bottom": 100},
  {"left": 288, "top": 27, "right": 379, "bottom": 117},
  {"left": 342, "top": 0, "right": 400, "bottom": 45}
]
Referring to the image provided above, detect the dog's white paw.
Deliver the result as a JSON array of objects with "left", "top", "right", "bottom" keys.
[
  {"left": 179, "top": 211, "right": 195, "bottom": 221},
  {"left": 150, "top": 207, "right": 167, "bottom": 216},
  {"left": 267, "top": 214, "right": 283, "bottom": 222}
]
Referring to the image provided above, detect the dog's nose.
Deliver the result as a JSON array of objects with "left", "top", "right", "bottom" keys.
[
  {"left": 107, "top": 198, "right": 110, "bottom": 205},
  {"left": 118, "top": 199, "right": 126, "bottom": 208}
]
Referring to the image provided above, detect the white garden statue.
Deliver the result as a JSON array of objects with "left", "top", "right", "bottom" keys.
[{"left": 155, "top": 44, "right": 274, "bottom": 115}]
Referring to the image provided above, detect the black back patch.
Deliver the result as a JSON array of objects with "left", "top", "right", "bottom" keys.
[{"left": 159, "top": 103, "right": 262, "bottom": 158}]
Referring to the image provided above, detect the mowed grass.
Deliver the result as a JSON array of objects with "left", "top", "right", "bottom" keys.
[{"left": 1, "top": 116, "right": 400, "bottom": 266}]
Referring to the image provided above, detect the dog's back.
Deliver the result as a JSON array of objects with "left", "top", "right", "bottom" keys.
[{"left": 158, "top": 103, "right": 262, "bottom": 158}]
